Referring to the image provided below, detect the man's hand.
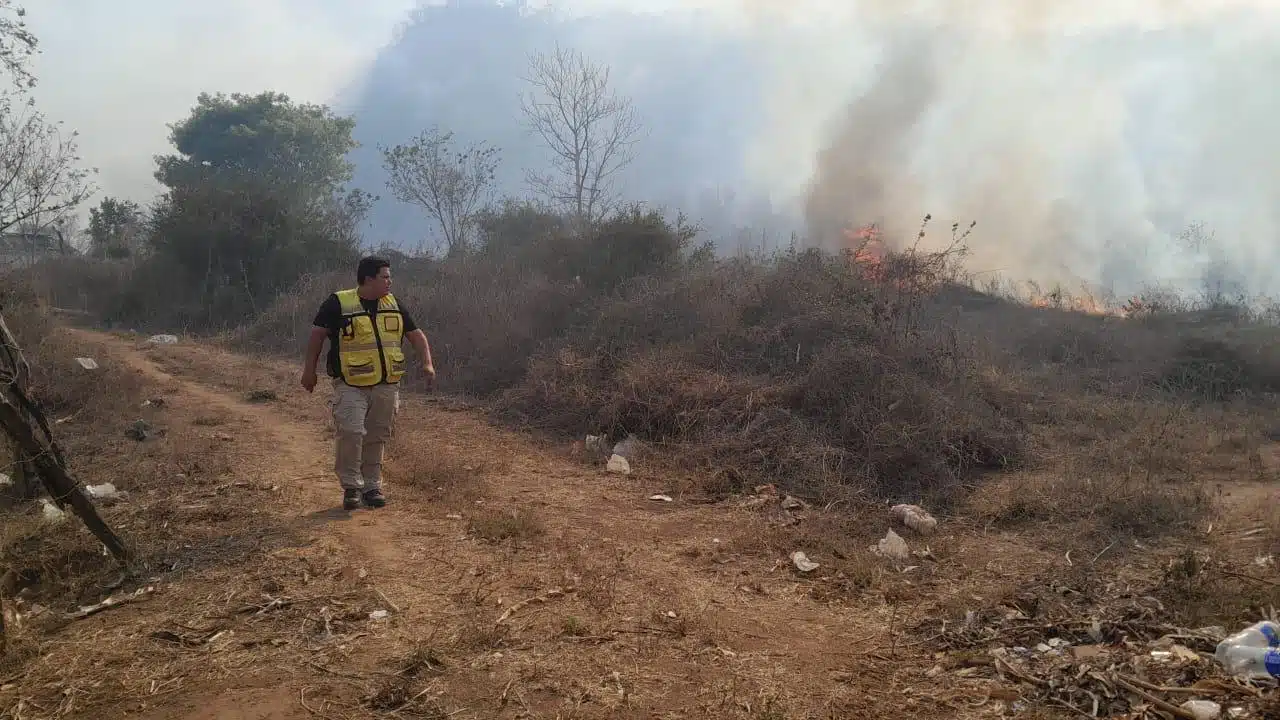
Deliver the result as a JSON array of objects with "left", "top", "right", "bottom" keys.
[
  {"left": 423, "top": 364, "right": 436, "bottom": 392},
  {"left": 301, "top": 368, "right": 318, "bottom": 393}
]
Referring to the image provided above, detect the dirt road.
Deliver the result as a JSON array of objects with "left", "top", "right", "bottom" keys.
[
  {"left": 56, "top": 329, "right": 937, "bottom": 719},
  {"left": 4, "top": 328, "right": 1272, "bottom": 719}
]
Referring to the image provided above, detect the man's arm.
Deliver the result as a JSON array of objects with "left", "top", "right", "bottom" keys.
[
  {"left": 406, "top": 328, "right": 435, "bottom": 389},
  {"left": 407, "top": 328, "right": 433, "bottom": 370},
  {"left": 303, "top": 326, "right": 327, "bottom": 375},
  {"left": 302, "top": 295, "right": 339, "bottom": 392},
  {"left": 397, "top": 305, "right": 434, "bottom": 382}
]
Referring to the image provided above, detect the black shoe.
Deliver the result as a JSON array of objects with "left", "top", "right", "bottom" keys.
[
  {"left": 362, "top": 489, "right": 387, "bottom": 508},
  {"left": 343, "top": 489, "right": 361, "bottom": 511}
]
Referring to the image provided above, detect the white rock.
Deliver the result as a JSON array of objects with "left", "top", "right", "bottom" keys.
[
  {"left": 147, "top": 334, "right": 179, "bottom": 344},
  {"left": 606, "top": 454, "right": 631, "bottom": 475}
]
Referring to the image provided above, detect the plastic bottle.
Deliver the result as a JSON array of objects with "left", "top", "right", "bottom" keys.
[
  {"left": 1215, "top": 646, "right": 1280, "bottom": 681},
  {"left": 1214, "top": 621, "right": 1280, "bottom": 680},
  {"left": 1222, "top": 620, "right": 1280, "bottom": 649}
]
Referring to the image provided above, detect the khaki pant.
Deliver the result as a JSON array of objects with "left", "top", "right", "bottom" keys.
[{"left": 331, "top": 379, "right": 400, "bottom": 491}]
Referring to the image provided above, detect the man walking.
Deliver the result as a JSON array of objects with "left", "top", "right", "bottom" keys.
[{"left": 301, "top": 256, "right": 435, "bottom": 510}]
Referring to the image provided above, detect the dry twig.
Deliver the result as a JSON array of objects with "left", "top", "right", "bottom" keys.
[
  {"left": 494, "top": 586, "right": 574, "bottom": 625},
  {"left": 1112, "top": 674, "right": 1198, "bottom": 720},
  {"left": 65, "top": 586, "right": 156, "bottom": 621}
]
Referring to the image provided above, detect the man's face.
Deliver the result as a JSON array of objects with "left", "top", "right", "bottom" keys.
[{"left": 364, "top": 266, "right": 392, "bottom": 297}]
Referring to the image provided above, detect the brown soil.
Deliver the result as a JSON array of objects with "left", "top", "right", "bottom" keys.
[{"left": 1, "top": 328, "right": 1276, "bottom": 719}]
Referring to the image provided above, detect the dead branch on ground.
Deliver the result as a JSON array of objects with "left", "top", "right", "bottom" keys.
[{"left": 0, "top": 308, "right": 130, "bottom": 565}]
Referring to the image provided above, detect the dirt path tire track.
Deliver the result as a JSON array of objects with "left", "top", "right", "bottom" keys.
[
  {"left": 68, "top": 329, "right": 400, "bottom": 566},
  {"left": 57, "top": 329, "right": 1054, "bottom": 720}
]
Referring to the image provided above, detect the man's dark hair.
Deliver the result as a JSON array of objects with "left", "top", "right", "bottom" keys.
[{"left": 356, "top": 256, "right": 391, "bottom": 285}]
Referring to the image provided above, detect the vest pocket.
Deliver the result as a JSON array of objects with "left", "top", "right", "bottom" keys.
[
  {"left": 351, "top": 315, "right": 375, "bottom": 338},
  {"left": 345, "top": 359, "right": 377, "bottom": 377},
  {"left": 386, "top": 346, "right": 406, "bottom": 377}
]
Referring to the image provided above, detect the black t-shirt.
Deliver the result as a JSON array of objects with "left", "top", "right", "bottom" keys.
[{"left": 313, "top": 293, "right": 419, "bottom": 378}]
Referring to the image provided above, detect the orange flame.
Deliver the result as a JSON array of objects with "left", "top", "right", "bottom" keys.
[
  {"left": 1021, "top": 285, "right": 1129, "bottom": 318},
  {"left": 842, "top": 223, "right": 888, "bottom": 282}
]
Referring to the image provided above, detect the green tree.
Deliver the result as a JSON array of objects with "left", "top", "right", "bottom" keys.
[
  {"left": 144, "top": 91, "right": 367, "bottom": 326},
  {"left": 87, "top": 196, "right": 143, "bottom": 258},
  {"left": 154, "top": 91, "right": 357, "bottom": 203}
]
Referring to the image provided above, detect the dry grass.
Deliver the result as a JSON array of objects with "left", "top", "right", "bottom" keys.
[
  {"left": 4, "top": 214, "right": 1280, "bottom": 718},
  {"left": 0, "top": 313, "right": 314, "bottom": 716},
  {"left": 467, "top": 507, "right": 545, "bottom": 545},
  {"left": 383, "top": 415, "right": 514, "bottom": 514},
  {"left": 36, "top": 207, "right": 1272, "bottom": 527}
]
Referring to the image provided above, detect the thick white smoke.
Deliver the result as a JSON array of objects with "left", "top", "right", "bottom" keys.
[
  {"left": 726, "top": 0, "right": 1280, "bottom": 298},
  {"left": 32, "top": 0, "right": 1280, "bottom": 299}
]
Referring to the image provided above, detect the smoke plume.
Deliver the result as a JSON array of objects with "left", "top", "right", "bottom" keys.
[
  {"left": 779, "top": 0, "right": 1280, "bottom": 298},
  {"left": 32, "top": 0, "right": 1280, "bottom": 298}
]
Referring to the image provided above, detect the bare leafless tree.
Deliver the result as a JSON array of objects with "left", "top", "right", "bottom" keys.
[
  {"left": 520, "top": 44, "right": 642, "bottom": 225},
  {"left": 0, "top": 94, "right": 94, "bottom": 240},
  {"left": 50, "top": 213, "right": 80, "bottom": 255},
  {"left": 0, "top": 2, "right": 36, "bottom": 90},
  {"left": 380, "top": 128, "right": 499, "bottom": 256}
]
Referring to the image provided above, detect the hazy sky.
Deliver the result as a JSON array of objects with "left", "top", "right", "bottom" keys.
[
  {"left": 33, "top": 0, "right": 1266, "bottom": 211},
  {"left": 29, "top": 0, "right": 419, "bottom": 202},
  {"left": 25, "top": 1, "right": 1280, "bottom": 298}
]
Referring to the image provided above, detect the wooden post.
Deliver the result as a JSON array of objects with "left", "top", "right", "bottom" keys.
[{"left": 0, "top": 309, "right": 130, "bottom": 566}]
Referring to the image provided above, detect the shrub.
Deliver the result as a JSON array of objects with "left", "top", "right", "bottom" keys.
[{"left": 497, "top": 247, "right": 1027, "bottom": 504}]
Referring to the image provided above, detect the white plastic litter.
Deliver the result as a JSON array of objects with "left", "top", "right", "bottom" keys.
[
  {"left": 147, "top": 334, "right": 179, "bottom": 344},
  {"left": 872, "top": 529, "right": 910, "bottom": 562},
  {"left": 39, "top": 498, "right": 66, "bottom": 523},
  {"left": 1215, "top": 620, "right": 1280, "bottom": 680},
  {"left": 612, "top": 434, "right": 638, "bottom": 458},
  {"left": 85, "top": 483, "right": 125, "bottom": 502},
  {"left": 890, "top": 504, "right": 938, "bottom": 535},
  {"left": 1179, "top": 700, "right": 1222, "bottom": 720},
  {"left": 790, "top": 551, "right": 820, "bottom": 573},
  {"left": 74, "top": 357, "right": 98, "bottom": 370}
]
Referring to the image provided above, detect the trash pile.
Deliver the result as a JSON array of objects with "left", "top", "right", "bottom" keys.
[
  {"left": 737, "top": 483, "right": 813, "bottom": 527},
  {"left": 576, "top": 433, "right": 640, "bottom": 476},
  {"left": 923, "top": 604, "right": 1278, "bottom": 718}
]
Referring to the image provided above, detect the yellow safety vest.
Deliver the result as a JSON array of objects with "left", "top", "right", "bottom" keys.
[{"left": 335, "top": 288, "right": 406, "bottom": 386}]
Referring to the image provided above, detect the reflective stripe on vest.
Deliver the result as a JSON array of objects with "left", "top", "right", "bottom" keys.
[{"left": 334, "top": 289, "right": 407, "bottom": 386}]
